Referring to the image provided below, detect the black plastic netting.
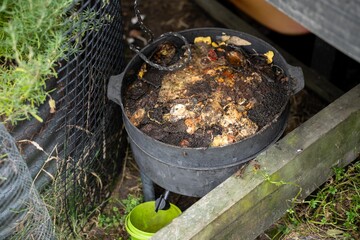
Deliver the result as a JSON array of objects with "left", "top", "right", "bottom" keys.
[
  {"left": 3, "top": 0, "right": 126, "bottom": 238},
  {"left": 56, "top": 0, "right": 126, "bottom": 228}
]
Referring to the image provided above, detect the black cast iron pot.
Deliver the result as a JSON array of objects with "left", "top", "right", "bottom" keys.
[{"left": 108, "top": 28, "right": 304, "bottom": 197}]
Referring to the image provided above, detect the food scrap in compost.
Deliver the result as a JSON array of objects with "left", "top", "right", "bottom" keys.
[{"left": 124, "top": 35, "right": 289, "bottom": 148}]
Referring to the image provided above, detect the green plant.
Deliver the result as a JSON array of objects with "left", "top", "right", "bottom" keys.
[
  {"left": 98, "top": 206, "right": 123, "bottom": 229},
  {"left": 97, "top": 195, "right": 143, "bottom": 235},
  {"left": 122, "top": 194, "right": 143, "bottom": 215},
  {"left": 0, "top": 0, "right": 107, "bottom": 124},
  {"left": 257, "top": 160, "right": 360, "bottom": 239},
  {"left": 278, "top": 160, "right": 360, "bottom": 239},
  {"left": 0, "top": 0, "right": 73, "bottom": 123},
  {"left": 260, "top": 171, "right": 303, "bottom": 228}
]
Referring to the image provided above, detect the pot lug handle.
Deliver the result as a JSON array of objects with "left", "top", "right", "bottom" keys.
[
  {"left": 287, "top": 64, "right": 304, "bottom": 95},
  {"left": 107, "top": 72, "right": 125, "bottom": 106}
]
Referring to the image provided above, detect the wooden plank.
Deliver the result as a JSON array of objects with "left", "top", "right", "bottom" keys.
[
  {"left": 152, "top": 84, "right": 360, "bottom": 240},
  {"left": 194, "top": 0, "right": 344, "bottom": 102},
  {"left": 266, "top": 0, "right": 360, "bottom": 63}
]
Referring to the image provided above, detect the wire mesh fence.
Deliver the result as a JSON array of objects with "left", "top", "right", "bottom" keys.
[
  {"left": 55, "top": 0, "right": 126, "bottom": 233},
  {"left": 0, "top": 123, "right": 55, "bottom": 240},
  {"left": 2, "top": 0, "right": 126, "bottom": 238}
]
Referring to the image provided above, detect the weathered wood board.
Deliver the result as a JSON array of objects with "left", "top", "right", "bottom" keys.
[
  {"left": 194, "top": 0, "right": 344, "bottom": 103},
  {"left": 266, "top": 0, "right": 360, "bottom": 63},
  {"left": 152, "top": 85, "right": 360, "bottom": 239}
]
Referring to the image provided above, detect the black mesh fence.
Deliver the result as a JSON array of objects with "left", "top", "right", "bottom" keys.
[
  {"left": 4, "top": 0, "right": 127, "bottom": 237},
  {"left": 56, "top": 0, "right": 126, "bottom": 228}
]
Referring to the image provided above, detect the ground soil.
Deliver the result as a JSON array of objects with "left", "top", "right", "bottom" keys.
[{"left": 89, "top": 0, "right": 327, "bottom": 239}]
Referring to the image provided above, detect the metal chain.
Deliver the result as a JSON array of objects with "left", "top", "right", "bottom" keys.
[
  {"left": 130, "top": 0, "right": 192, "bottom": 71},
  {"left": 129, "top": 32, "right": 192, "bottom": 71},
  {"left": 133, "top": 0, "right": 154, "bottom": 43}
]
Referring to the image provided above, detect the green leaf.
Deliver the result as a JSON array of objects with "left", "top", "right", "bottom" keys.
[
  {"left": 309, "top": 199, "right": 318, "bottom": 209},
  {"left": 328, "top": 186, "right": 337, "bottom": 195}
]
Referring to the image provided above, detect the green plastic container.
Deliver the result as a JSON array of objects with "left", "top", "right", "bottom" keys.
[{"left": 125, "top": 201, "right": 182, "bottom": 240}]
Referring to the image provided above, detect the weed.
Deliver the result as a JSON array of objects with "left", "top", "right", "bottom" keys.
[
  {"left": 276, "top": 160, "right": 360, "bottom": 239},
  {"left": 259, "top": 171, "right": 303, "bottom": 229},
  {"left": 96, "top": 194, "right": 143, "bottom": 237},
  {"left": 98, "top": 205, "right": 123, "bottom": 230},
  {"left": 258, "top": 159, "right": 360, "bottom": 239},
  {"left": 122, "top": 194, "right": 143, "bottom": 215}
]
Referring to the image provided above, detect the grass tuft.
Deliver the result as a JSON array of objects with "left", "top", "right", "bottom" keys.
[{"left": 274, "top": 159, "right": 360, "bottom": 239}]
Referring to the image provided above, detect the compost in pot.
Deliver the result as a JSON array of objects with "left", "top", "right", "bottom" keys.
[
  {"left": 108, "top": 28, "right": 304, "bottom": 196},
  {"left": 124, "top": 35, "right": 290, "bottom": 148}
]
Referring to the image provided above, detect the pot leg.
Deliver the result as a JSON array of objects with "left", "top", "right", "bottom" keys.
[{"left": 140, "top": 171, "right": 155, "bottom": 201}]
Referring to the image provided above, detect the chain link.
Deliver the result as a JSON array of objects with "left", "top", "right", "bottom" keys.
[
  {"left": 133, "top": 0, "right": 154, "bottom": 43},
  {"left": 130, "top": 0, "right": 192, "bottom": 71}
]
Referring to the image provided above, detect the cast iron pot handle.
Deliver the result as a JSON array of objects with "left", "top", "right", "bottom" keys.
[
  {"left": 107, "top": 72, "right": 124, "bottom": 106},
  {"left": 287, "top": 64, "right": 305, "bottom": 95}
]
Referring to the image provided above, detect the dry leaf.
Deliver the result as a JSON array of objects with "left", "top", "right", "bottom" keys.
[
  {"left": 18, "top": 140, "right": 45, "bottom": 152},
  {"left": 227, "top": 36, "right": 251, "bottom": 46},
  {"left": 49, "top": 98, "right": 56, "bottom": 113},
  {"left": 219, "top": 35, "right": 230, "bottom": 42},
  {"left": 326, "top": 229, "right": 344, "bottom": 237}
]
